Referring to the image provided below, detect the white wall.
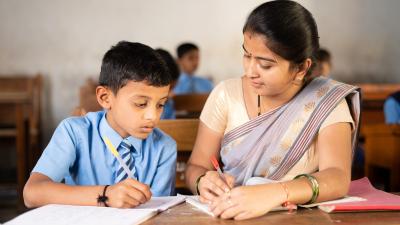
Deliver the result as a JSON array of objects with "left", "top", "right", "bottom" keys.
[{"left": 1, "top": 0, "right": 399, "bottom": 140}]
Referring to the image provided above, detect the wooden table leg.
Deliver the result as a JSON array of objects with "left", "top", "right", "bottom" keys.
[{"left": 15, "top": 104, "right": 26, "bottom": 208}]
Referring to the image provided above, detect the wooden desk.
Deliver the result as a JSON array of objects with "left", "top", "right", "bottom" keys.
[
  {"left": 0, "top": 92, "right": 30, "bottom": 206},
  {"left": 142, "top": 203, "right": 400, "bottom": 225},
  {"left": 363, "top": 124, "right": 400, "bottom": 191}
]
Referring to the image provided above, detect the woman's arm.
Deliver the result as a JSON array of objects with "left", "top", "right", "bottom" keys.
[
  {"left": 210, "top": 122, "right": 352, "bottom": 220},
  {"left": 185, "top": 122, "right": 234, "bottom": 201},
  {"left": 23, "top": 173, "right": 152, "bottom": 208}
]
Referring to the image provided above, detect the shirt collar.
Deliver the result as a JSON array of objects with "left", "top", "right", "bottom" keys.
[
  {"left": 99, "top": 112, "right": 142, "bottom": 154},
  {"left": 179, "top": 72, "right": 191, "bottom": 80}
]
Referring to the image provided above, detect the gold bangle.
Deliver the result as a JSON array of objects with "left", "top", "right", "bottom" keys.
[{"left": 293, "top": 174, "right": 319, "bottom": 204}]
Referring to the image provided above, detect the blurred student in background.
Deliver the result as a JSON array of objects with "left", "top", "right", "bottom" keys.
[
  {"left": 155, "top": 48, "right": 180, "bottom": 119},
  {"left": 311, "top": 48, "right": 332, "bottom": 78},
  {"left": 173, "top": 43, "right": 213, "bottom": 94},
  {"left": 384, "top": 90, "right": 400, "bottom": 124}
]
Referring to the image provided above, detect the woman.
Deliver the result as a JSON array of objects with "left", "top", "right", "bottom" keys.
[{"left": 185, "top": 0, "right": 360, "bottom": 220}]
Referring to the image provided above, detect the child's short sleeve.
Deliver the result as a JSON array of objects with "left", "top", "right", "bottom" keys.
[
  {"left": 199, "top": 82, "right": 228, "bottom": 133},
  {"left": 32, "top": 119, "right": 77, "bottom": 182}
]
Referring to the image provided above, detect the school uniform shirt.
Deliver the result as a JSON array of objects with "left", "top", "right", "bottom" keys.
[
  {"left": 384, "top": 93, "right": 400, "bottom": 124},
  {"left": 160, "top": 99, "right": 176, "bottom": 119},
  {"left": 173, "top": 72, "right": 213, "bottom": 94},
  {"left": 32, "top": 110, "right": 177, "bottom": 196}
]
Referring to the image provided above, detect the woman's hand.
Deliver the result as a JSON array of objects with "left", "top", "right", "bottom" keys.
[
  {"left": 198, "top": 171, "right": 235, "bottom": 203},
  {"left": 209, "top": 184, "right": 285, "bottom": 220}
]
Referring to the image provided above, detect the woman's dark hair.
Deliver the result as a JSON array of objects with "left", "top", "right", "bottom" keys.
[
  {"left": 99, "top": 41, "right": 171, "bottom": 94},
  {"left": 243, "top": 0, "right": 319, "bottom": 75}
]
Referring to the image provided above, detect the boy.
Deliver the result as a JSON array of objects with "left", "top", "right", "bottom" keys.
[
  {"left": 173, "top": 42, "right": 213, "bottom": 94},
  {"left": 311, "top": 48, "right": 332, "bottom": 78},
  {"left": 23, "top": 41, "right": 177, "bottom": 208},
  {"left": 155, "top": 48, "right": 180, "bottom": 119}
]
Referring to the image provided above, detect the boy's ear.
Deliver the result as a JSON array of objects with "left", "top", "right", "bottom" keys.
[{"left": 96, "top": 86, "right": 113, "bottom": 110}]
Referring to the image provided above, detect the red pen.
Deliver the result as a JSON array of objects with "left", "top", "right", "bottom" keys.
[{"left": 211, "top": 156, "right": 231, "bottom": 190}]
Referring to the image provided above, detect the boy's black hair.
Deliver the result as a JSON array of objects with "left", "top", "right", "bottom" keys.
[
  {"left": 176, "top": 42, "right": 199, "bottom": 59},
  {"left": 316, "top": 48, "right": 331, "bottom": 63},
  {"left": 99, "top": 41, "right": 171, "bottom": 93},
  {"left": 155, "top": 48, "right": 180, "bottom": 81}
]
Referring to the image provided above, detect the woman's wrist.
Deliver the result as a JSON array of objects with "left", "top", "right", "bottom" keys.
[
  {"left": 195, "top": 173, "right": 206, "bottom": 195},
  {"left": 272, "top": 182, "right": 289, "bottom": 205}
]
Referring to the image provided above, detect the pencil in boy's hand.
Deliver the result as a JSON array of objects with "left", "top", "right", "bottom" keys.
[
  {"left": 210, "top": 156, "right": 230, "bottom": 190},
  {"left": 104, "top": 137, "right": 134, "bottom": 179}
]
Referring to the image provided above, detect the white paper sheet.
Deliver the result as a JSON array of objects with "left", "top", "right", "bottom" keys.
[{"left": 5, "top": 196, "right": 186, "bottom": 225}]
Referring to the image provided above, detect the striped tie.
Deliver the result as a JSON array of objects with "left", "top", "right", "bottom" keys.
[{"left": 115, "top": 139, "right": 136, "bottom": 183}]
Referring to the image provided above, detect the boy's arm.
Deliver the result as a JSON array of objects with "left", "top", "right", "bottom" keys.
[
  {"left": 24, "top": 118, "right": 151, "bottom": 208},
  {"left": 24, "top": 173, "right": 151, "bottom": 208}
]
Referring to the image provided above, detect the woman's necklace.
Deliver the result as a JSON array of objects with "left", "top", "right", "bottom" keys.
[{"left": 257, "top": 95, "right": 261, "bottom": 116}]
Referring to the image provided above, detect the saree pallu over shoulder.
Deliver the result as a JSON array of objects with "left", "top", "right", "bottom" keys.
[{"left": 221, "top": 78, "right": 360, "bottom": 185}]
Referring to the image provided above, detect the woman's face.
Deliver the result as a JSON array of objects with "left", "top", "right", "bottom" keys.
[{"left": 242, "top": 31, "right": 304, "bottom": 97}]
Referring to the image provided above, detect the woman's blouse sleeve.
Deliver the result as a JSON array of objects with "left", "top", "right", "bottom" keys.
[{"left": 199, "top": 81, "right": 229, "bottom": 134}]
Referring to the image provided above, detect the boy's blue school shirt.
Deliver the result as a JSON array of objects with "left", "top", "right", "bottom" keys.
[
  {"left": 32, "top": 110, "right": 177, "bottom": 196},
  {"left": 173, "top": 72, "right": 213, "bottom": 94}
]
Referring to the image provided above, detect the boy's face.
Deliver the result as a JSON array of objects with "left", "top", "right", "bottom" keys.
[
  {"left": 100, "top": 81, "right": 170, "bottom": 139},
  {"left": 320, "top": 61, "right": 332, "bottom": 77},
  {"left": 178, "top": 49, "right": 199, "bottom": 75}
]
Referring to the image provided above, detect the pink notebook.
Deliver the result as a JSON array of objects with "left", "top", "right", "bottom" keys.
[{"left": 319, "top": 177, "right": 400, "bottom": 213}]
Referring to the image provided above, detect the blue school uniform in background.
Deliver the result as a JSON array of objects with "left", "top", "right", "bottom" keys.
[
  {"left": 160, "top": 99, "right": 176, "bottom": 119},
  {"left": 173, "top": 73, "right": 213, "bottom": 94},
  {"left": 384, "top": 91, "right": 400, "bottom": 124},
  {"left": 32, "top": 111, "right": 177, "bottom": 196}
]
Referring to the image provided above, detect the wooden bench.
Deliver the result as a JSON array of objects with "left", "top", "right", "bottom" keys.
[
  {"left": 71, "top": 78, "right": 101, "bottom": 116},
  {"left": 157, "top": 119, "right": 199, "bottom": 190},
  {"left": 363, "top": 123, "right": 400, "bottom": 191},
  {"left": 173, "top": 94, "right": 208, "bottom": 118},
  {"left": 0, "top": 74, "right": 43, "bottom": 206},
  {"left": 356, "top": 83, "right": 400, "bottom": 126}
]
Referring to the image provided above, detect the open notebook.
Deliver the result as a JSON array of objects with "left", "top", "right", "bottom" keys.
[
  {"left": 185, "top": 195, "right": 295, "bottom": 216},
  {"left": 5, "top": 196, "right": 185, "bottom": 225},
  {"left": 184, "top": 176, "right": 299, "bottom": 216}
]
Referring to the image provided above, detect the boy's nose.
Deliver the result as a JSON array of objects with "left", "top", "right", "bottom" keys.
[{"left": 144, "top": 107, "right": 157, "bottom": 121}]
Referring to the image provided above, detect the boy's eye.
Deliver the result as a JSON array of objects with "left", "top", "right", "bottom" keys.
[
  {"left": 134, "top": 103, "right": 147, "bottom": 108},
  {"left": 157, "top": 104, "right": 165, "bottom": 109},
  {"left": 243, "top": 54, "right": 251, "bottom": 59}
]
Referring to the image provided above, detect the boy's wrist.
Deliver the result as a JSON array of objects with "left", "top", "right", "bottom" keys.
[{"left": 97, "top": 185, "right": 110, "bottom": 207}]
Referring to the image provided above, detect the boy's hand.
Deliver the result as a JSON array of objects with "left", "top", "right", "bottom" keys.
[{"left": 107, "top": 178, "right": 152, "bottom": 208}]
